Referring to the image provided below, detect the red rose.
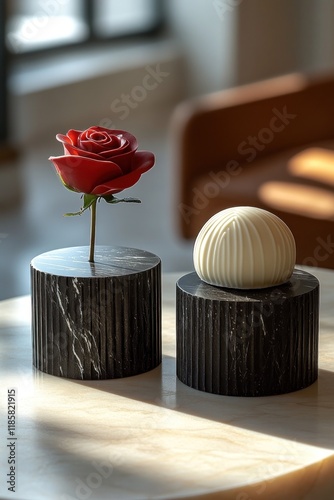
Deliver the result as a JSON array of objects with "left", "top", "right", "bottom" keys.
[{"left": 49, "top": 126, "right": 155, "bottom": 196}]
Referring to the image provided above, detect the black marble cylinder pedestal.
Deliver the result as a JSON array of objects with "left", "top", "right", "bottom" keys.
[
  {"left": 176, "top": 269, "right": 319, "bottom": 396},
  {"left": 31, "top": 246, "right": 161, "bottom": 379}
]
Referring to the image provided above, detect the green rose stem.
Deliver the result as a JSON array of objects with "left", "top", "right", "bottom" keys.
[
  {"left": 89, "top": 198, "right": 97, "bottom": 263},
  {"left": 62, "top": 192, "right": 142, "bottom": 263}
]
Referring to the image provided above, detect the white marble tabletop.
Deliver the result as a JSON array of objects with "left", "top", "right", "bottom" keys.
[{"left": 0, "top": 269, "right": 334, "bottom": 500}]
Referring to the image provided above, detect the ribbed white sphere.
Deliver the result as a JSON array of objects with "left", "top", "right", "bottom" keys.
[{"left": 193, "top": 206, "right": 296, "bottom": 289}]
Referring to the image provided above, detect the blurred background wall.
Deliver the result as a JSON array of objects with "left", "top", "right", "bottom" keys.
[
  {"left": 1, "top": 0, "right": 334, "bottom": 299},
  {"left": 5, "top": 0, "right": 334, "bottom": 144},
  {"left": 236, "top": 0, "right": 334, "bottom": 83}
]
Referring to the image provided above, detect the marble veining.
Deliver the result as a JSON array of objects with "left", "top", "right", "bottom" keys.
[
  {"left": 182, "top": 267, "right": 317, "bottom": 302},
  {"left": 52, "top": 279, "right": 101, "bottom": 379},
  {"left": 31, "top": 246, "right": 162, "bottom": 379},
  {"left": 176, "top": 269, "right": 319, "bottom": 396},
  {"left": 31, "top": 245, "right": 161, "bottom": 278}
]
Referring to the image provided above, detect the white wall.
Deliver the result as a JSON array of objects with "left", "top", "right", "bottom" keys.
[
  {"left": 296, "top": 0, "right": 334, "bottom": 74},
  {"left": 235, "top": 0, "right": 299, "bottom": 84},
  {"left": 235, "top": 0, "right": 334, "bottom": 84},
  {"left": 10, "top": 1, "right": 239, "bottom": 145},
  {"left": 9, "top": 0, "right": 334, "bottom": 145},
  {"left": 165, "top": 0, "right": 334, "bottom": 95},
  {"left": 8, "top": 39, "right": 185, "bottom": 145},
  {"left": 165, "top": 0, "right": 237, "bottom": 95}
]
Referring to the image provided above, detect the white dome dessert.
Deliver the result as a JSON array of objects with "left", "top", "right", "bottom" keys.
[{"left": 193, "top": 206, "right": 296, "bottom": 289}]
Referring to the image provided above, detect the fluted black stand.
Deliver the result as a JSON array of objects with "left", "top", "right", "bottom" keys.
[
  {"left": 31, "top": 246, "right": 161, "bottom": 380},
  {"left": 176, "top": 269, "right": 319, "bottom": 396}
]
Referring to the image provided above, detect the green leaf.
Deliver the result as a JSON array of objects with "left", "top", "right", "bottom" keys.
[
  {"left": 64, "top": 210, "right": 84, "bottom": 217},
  {"left": 82, "top": 194, "right": 98, "bottom": 211},
  {"left": 63, "top": 194, "right": 98, "bottom": 217},
  {"left": 102, "top": 195, "right": 142, "bottom": 204}
]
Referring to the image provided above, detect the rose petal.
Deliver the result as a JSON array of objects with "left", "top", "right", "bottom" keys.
[
  {"left": 99, "top": 144, "right": 133, "bottom": 159},
  {"left": 56, "top": 133, "right": 70, "bottom": 144},
  {"left": 91, "top": 151, "right": 155, "bottom": 196},
  {"left": 87, "top": 127, "right": 138, "bottom": 150},
  {"left": 63, "top": 142, "right": 102, "bottom": 160},
  {"left": 66, "top": 129, "right": 82, "bottom": 146},
  {"left": 57, "top": 127, "right": 138, "bottom": 158},
  {"left": 86, "top": 129, "right": 110, "bottom": 142},
  {"left": 79, "top": 135, "right": 126, "bottom": 154},
  {"left": 80, "top": 128, "right": 112, "bottom": 148},
  {"left": 90, "top": 170, "right": 142, "bottom": 196},
  {"left": 88, "top": 128, "right": 138, "bottom": 153},
  {"left": 49, "top": 155, "right": 123, "bottom": 194},
  {"left": 98, "top": 149, "right": 136, "bottom": 172},
  {"left": 130, "top": 151, "right": 155, "bottom": 174},
  {"left": 114, "top": 130, "right": 138, "bottom": 152},
  {"left": 79, "top": 131, "right": 133, "bottom": 156}
]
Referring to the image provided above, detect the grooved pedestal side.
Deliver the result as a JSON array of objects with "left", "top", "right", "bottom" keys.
[
  {"left": 176, "top": 269, "right": 319, "bottom": 396},
  {"left": 31, "top": 246, "right": 161, "bottom": 380}
]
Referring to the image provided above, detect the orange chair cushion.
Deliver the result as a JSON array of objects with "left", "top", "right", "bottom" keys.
[{"left": 183, "top": 140, "right": 334, "bottom": 266}]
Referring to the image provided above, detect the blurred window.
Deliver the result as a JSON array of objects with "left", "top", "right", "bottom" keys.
[
  {"left": 0, "top": 0, "right": 163, "bottom": 142},
  {"left": 5, "top": 0, "right": 163, "bottom": 54},
  {"left": 0, "top": 2, "right": 6, "bottom": 142},
  {"left": 94, "top": 0, "right": 160, "bottom": 38},
  {"left": 6, "top": 1, "right": 87, "bottom": 53}
]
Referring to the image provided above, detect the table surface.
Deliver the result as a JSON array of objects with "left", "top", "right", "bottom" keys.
[{"left": 0, "top": 269, "right": 334, "bottom": 500}]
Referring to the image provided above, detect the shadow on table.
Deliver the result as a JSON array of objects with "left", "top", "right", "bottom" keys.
[{"left": 60, "top": 354, "right": 334, "bottom": 452}]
